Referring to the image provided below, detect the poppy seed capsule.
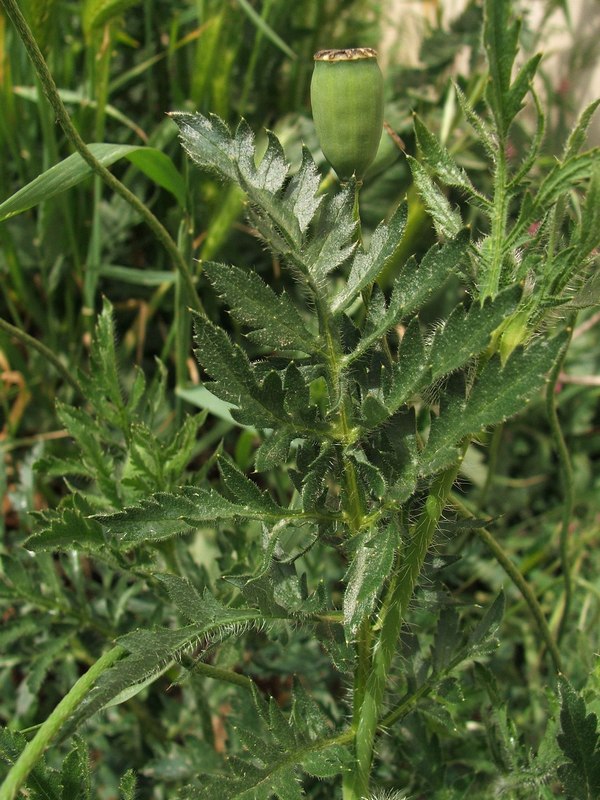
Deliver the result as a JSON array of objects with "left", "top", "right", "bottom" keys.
[{"left": 311, "top": 48, "right": 384, "bottom": 181}]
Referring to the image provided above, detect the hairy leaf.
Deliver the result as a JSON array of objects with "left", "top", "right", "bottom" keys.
[
  {"left": 428, "top": 285, "right": 521, "bottom": 381},
  {"left": 420, "top": 332, "right": 567, "bottom": 475},
  {"left": 558, "top": 679, "right": 600, "bottom": 799},
  {"left": 331, "top": 203, "right": 408, "bottom": 314},
  {"left": 343, "top": 522, "right": 398, "bottom": 635},
  {"left": 202, "top": 261, "right": 316, "bottom": 353},
  {"left": 408, "top": 156, "right": 462, "bottom": 238}
]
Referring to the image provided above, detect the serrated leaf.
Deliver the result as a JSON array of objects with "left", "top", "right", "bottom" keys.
[
  {"left": 284, "top": 146, "right": 323, "bottom": 232},
  {"left": 96, "top": 485, "right": 297, "bottom": 549},
  {"left": 331, "top": 202, "right": 408, "bottom": 314},
  {"left": 301, "top": 746, "right": 350, "bottom": 778},
  {"left": 218, "top": 454, "right": 282, "bottom": 514},
  {"left": 383, "top": 318, "right": 430, "bottom": 414},
  {"left": 154, "top": 574, "right": 206, "bottom": 623},
  {"left": 558, "top": 679, "right": 600, "bottom": 799},
  {"left": 534, "top": 150, "right": 600, "bottom": 213},
  {"left": 483, "top": 0, "right": 521, "bottom": 137},
  {"left": 428, "top": 285, "right": 521, "bottom": 380},
  {"left": 301, "top": 444, "right": 334, "bottom": 511},
  {"left": 343, "top": 522, "right": 398, "bottom": 635},
  {"left": 171, "top": 111, "right": 237, "bottom": 182},
  {"left": 414, "top": 115, "right": 476, "bottom": 192},
  {"left": 408, "top": 156, "right": 462, "bottom": 238},
  {"left": 563, "top": 98, "right": 600, "bottom": 160},
  {"left": 304, "top": 184, "right": 357, "bottom": 284},
  {"left": 66, "top": 605, "right": 263, "bottom": 735},
  {"left": 420, "top": 332, "right": 567, "bottom": 476},
  {"left": 25, "top": 508, "right": 105, "bottom": 553},
  {"left": 203, "top": 261, "right": 316, "bottom": 352},
  {"left": 194, "top": 316, "right": 283, "bottom": 427},
  {"left": 347, "top": 284, "right": 401, "bottom": 364},
  {"left": 392, "top": 228, "right": 470, "bottom": 319},
  {"left": 255, "top": 429, "right": 294, "bottom": 472},
  {"left": 0, "top": 728, "right": 61, "bottom": 800}
]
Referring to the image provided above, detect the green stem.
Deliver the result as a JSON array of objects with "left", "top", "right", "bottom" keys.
[
  {"left": 0, "top": 646, "right": 125, "bottom": 800},
  {"left": 343, "top": 456, "right": 465, "bottom": 799},
  {"left": 545, "top": 320, "right": 576, "bottom": 643},
  {"left": 0, "top": 315, "right": 84, "bottom": 395},
  {"left": 481, "top": 141, "right": 508, "bottom": 299},
  {"left": 0, "top": 0, "right": 204, "bottom": 316},
  {"left": 450, "top": 494, "right": 562, "bottom": 673}
]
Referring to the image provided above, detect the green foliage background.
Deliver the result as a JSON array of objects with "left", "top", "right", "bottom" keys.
[{"left": 0, "top": 1, "right": 599, "bottom": 799}]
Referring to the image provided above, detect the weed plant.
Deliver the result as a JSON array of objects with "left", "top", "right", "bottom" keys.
[{"left": 0, "top": 1, "right": 599, "bottom": 799}]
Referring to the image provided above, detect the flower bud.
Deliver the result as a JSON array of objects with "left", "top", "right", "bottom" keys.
[{"left": 311, "top": 48, "right": 384, "bottom": 181}]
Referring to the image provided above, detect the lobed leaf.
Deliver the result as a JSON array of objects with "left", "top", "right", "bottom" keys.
[
  {"left": 95, "top": 486, "right": 298, "bottom": 549},
  {"left": 428, "top": 285, "right": 521, "bottom": 381},
  {"left": 331, "top": 203, "right": 408, "bottom": 314},
  {"left": 558, "top": 679, "right": 600, "bottom": 799}
]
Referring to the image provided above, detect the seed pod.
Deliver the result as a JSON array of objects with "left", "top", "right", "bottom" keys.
[{"left": 311, "top": 48, "right": 384, "bottom": 181}]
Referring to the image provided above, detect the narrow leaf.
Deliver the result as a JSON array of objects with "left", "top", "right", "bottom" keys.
[{"left": 0, "top": 143, "right": 185, "bottom": 221}]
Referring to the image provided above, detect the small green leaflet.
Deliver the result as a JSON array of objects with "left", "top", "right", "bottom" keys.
[
  {"left": 428, "top": 285, "right": 521, "bottom": 381},
  {"left": 255, "top": 429, "right": 295, "bottom": 472},
  {"left": 304, "top": 184, "right": 356, "bottom": 284},
  {"left": 194, "top": 316, "right": 283, "bottom": 427},
  {"left": 483, "top": 0, "right": 540, "bottom": 138},
  {"left": 202, "top": 261, "right": 316, "bottom": 353},
  {"left": 0, "top": 728, "right": 62, "bottom": 800},
  {"left": 413, "top": 114, "right": 476, "bottom": 194},
  {"left": 180, "top": 684, "right": 350, "bottom": 799},
  {"left": 392, "top": 228, "right": 470, "bottom": 318},
  {"left": 382, "top": 318, "right": 430, "bottom": 415},
  {"left": 59, "top": 737, "right": 91, "bottom": 800},
  {"left": 172, "top": 113, "right": 323, "bottom": 266},
  {"left": 118, "top": 771, "right": 137, "bottom": 800},
  {"left": 218, "top": 454, "right": 283, "bottom": 514}
]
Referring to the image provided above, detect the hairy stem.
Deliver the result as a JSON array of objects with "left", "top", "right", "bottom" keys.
[
  {"left": 0, "top": 646, "right": 125, "bottom": 800},
  {"left": 343, "top": 456, "right": 465, "bottom": 799},
  {"left": 0, "top": 0, "right": 203, "bottom": 316}
]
